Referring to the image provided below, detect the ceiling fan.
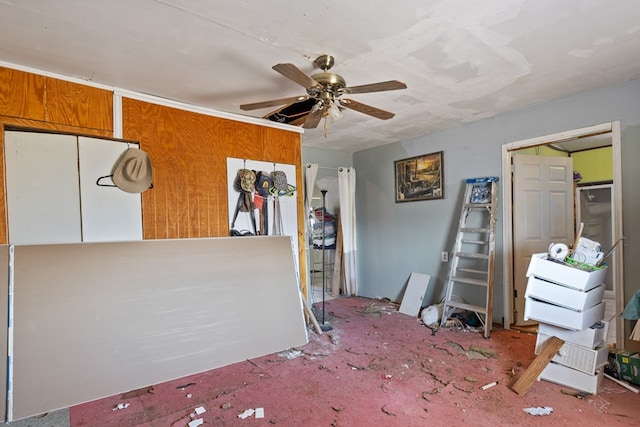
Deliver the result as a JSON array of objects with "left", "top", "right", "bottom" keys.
[{"left": 240, "top": 54, "right": 407, "bottom": 129}]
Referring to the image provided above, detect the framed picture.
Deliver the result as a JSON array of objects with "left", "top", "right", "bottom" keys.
[{"left": 394, "top": 151, "right": 444, "bottom": 202}]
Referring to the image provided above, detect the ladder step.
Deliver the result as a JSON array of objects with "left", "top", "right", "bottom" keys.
[
  {"left": 464, "top": 203, "right": 492, "bottom": 209},
  {"left": 457, "top": 267, "right": 488, "bottom": 275},
  {"left": 460, "top": 227, "right": 490, "bottom": 233},
  {"left": 451, "top": 276, "right": 489, "bottom": 287},
  {"left": 443, "top": 300, "right": 487, "bottom": 315},
  {"left": 454, "top": 252, "right": 489, "bottom": 260},
  {"left": 461, "top": 239, "right": 489, "bottom": 245}
]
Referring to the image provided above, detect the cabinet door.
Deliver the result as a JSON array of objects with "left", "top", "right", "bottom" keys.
[
  {"left": 5, "top": 131, "right": 82, "bottom": 244},
  {"left": 78, "top": 137, "right": 143, "bottom": 242}
]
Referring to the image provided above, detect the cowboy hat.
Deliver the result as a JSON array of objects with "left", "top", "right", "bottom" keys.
[{"left": 112, "top": 148, "right": 153, "bottom": 193}]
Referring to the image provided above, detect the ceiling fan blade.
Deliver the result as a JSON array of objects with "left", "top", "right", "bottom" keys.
[
  {"left": 262, "top": 98, "right": 317, "bottom": 125},
  {"left": 273, "top": 63, "right": 321, "bottom": 90},
  {"left": 344, "top": 80, "right": 407, "bottom": 95},
  {"left": 289, "top": 114, "right": 311, "bottom": 127},
  {"left": 339, "top": 99, "right": 395, "bottom": 120},
  {"left": 240, "top": 95, "right": 308, "bottom": 111},
  {"left": 302, "top": 102, "right": 326, "bottom": 129}
]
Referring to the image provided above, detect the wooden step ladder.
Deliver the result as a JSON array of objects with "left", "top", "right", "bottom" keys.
[{"left": 440, "top": 177, "right": 498, "bottom": 338}]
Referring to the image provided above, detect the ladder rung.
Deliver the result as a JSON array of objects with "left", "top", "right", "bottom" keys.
[
  {"left": 451, "top": 276, "right": 488, "bottom": 287},
  {"left": 461, "top": 239, "right": 489, "bottom": 245},
  {"left": 460, "top": 227, "right": 490, "bottom": 233},
  {"left": 454, "top": 252, "right": 489, "bottom": 260},
  {"left": 457, "top": 267, "right": 488, "bottom": 275},
  {"left": 463, "top": 203, "right": 491, "bottom": 209},
  {"left": 443, "top": 300, "right": 487, "bottom": 315}
]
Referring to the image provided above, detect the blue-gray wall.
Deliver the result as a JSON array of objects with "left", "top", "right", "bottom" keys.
[{"left": 353, "top": 78, "right": 640, "bottom": 333}]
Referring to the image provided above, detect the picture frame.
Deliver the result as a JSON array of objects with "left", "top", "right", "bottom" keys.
[{"left": 394, "top": 151, "right": 444, "bottom": 202}]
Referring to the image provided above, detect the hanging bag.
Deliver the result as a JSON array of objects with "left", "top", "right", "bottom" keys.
[
  {"left": 229, "top": 191, "right": 257, "bottom": 236},
  {"left": 254, "top": 171, "right": 273, "bottom": 235},
  {"left": 272, "top": 195, "right": 283, "bottom": 236}
]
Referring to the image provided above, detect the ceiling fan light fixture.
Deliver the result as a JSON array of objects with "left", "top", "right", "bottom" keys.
[
  {"left": 310, "top": 100, "right": 323, "bottom": 114},
  {"left": 327, "top": 101, "right": 343, "bottom": 121}
]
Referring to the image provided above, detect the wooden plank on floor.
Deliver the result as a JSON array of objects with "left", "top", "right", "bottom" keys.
[
  {"left": 301, "top": 292, "right": 322, "bottom": 335},
  {"left": 0, "top": 246, "right": 8, "bottom": 422},
  {"left": 331, "top": 218, "right": 343, "bottom": 297},
  {"left": 512, "top": 336, "right": 564, "bottom": 396}
]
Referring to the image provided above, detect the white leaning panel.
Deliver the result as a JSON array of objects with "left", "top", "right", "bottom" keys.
[
  {"left": 399, "top": 273, "right": 431, "bottom": 317},
  {"left": 10, "top": 237, "right": 307, "bottom": 421}
]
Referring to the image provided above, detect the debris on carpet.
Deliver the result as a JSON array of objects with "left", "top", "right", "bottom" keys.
[{"left": 523, "top": 407, "right": 553, "bottom": 416}]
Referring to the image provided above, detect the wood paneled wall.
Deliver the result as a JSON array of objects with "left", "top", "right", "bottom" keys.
[
  {"left": 0, "top": 66, "right": 307, "bottom": 295},
  {"left": 123, "top": 99, "right": 302, "bottom": 239}
]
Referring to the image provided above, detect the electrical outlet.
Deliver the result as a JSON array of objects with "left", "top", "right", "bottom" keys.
[{"left": 441, "top": 251, "right": 448, "bottom": 262}]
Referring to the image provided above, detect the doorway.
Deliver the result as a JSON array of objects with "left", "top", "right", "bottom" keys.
[
  {"left": 577, "top": 184, "right": 617, "bottom": 344},
  {"left": 501, "top": 122, "right": 624, "bottom": 348}
]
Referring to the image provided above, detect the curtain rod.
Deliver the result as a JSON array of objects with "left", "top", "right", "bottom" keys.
[{"left": 305, "top": 163, "right": 352, "bottom": 172}]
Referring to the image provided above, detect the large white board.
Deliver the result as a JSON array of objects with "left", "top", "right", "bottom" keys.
[{"left": 10, "top": 237, "right": 307, "bottom": 421}]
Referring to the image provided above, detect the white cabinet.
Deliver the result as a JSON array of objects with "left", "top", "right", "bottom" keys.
[
  {"left": 4, "top": 131, "right": 143, "bottom": 244},
  {"left": 77, "top": 137, "right": 143, "bottom": 242},
  {"left": 5, "top": 132, "right": 82, "bottom": 244}
]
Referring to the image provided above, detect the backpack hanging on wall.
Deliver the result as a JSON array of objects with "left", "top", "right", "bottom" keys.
[{"left": 254, "top": 171, "right": 273, "bottom": 235}]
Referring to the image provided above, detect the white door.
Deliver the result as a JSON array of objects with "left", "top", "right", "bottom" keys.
[
  {"left": 5, "top": 131, "right": 82, "bottom": 244},
  {"left": 512, "top": 154, "right": 574, "bottom": 325}
]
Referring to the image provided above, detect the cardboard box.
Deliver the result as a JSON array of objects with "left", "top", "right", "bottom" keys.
[
  {"left": 538, "top": 321, "right": 607, "bottom": 349},
  {"left": 526, "top": 253, "right": 606, "bottom": 291},
  {"left": 524, "top": 298, "right": 604, "bottom": 331},
  {"left": 539, "top": 361, "right": 603, "bottom": 394},
  {"left": 536, "top": 333, "right": 608, "bottom": 374},
  {"left": 525, "top": 276, "right": 604, "bottom": 311},
  {"left": 616, "top": 351, "right": 640, "bottom": 385}
]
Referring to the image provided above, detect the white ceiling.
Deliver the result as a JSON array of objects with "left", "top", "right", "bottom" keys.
[{"left": 1, "top": 1, "right": 639, "bottom": 153}]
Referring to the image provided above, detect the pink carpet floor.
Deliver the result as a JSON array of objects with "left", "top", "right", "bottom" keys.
[{"left": 70, "top": 297, "right": 639, "bottom": 426}]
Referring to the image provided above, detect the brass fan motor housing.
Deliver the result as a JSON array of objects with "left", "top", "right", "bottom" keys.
[
  {"left": 308, "top": 71, "right": 347, "bottom": 104},
  {"left": 308, "top": 55, "right": 347, "bottom": 101},
  {"left": 310, "top": 72, "right": 346, "bottom": 90}
]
